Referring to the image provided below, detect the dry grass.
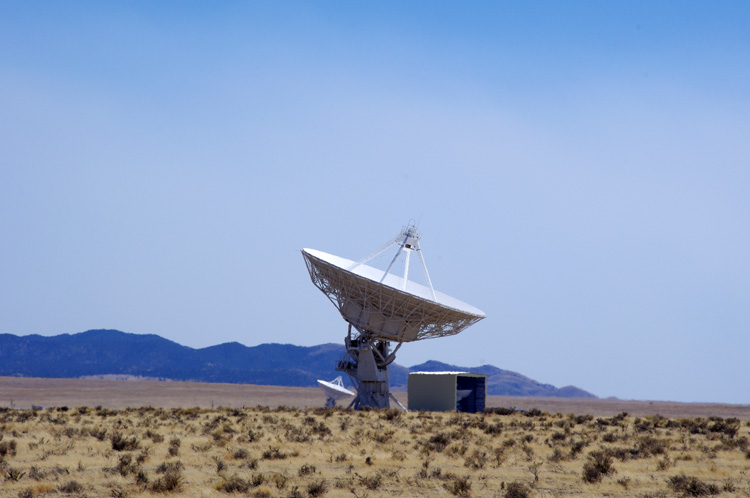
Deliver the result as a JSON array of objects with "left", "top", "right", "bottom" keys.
[{"left": 2, "top": 405, "right": 750, "bottom": 498}]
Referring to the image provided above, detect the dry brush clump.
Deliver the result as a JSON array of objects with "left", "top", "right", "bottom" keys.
[{"left": 0, "top": 406, "right": 748, "bottom": 497}]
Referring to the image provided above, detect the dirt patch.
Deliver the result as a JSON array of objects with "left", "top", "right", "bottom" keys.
[{"left": 2, "top": 376, "right": 748, "bottom": 419}]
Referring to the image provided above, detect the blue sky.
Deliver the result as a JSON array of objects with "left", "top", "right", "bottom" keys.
[{"left": 2, "top": 2, "right": 749, "bottom": 403}]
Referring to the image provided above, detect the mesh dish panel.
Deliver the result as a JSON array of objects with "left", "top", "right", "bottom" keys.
[{"left": 302, "top": 250, "right": 484, "bottom": 342}]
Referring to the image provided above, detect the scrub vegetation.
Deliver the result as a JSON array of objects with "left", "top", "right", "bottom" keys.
[{"left": 1, "top": 405, "right": 749, "bottom": 497}]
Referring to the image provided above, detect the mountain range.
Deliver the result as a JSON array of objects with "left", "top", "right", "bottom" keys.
[{"left": 0, "top": 329, "right": 595, "bottom": 398}]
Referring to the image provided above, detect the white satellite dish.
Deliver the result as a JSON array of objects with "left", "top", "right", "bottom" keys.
[
  {"left": 317, "top": 376, "right": 355, "bottom": 407},
  {"left": 302, "top": 224, "right": 486, "bottom": 410}
]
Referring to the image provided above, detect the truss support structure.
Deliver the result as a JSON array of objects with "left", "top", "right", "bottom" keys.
[
  {"left": 302, "top": 223, "right": 486, "bottom": 411},
  {"left": 337, "top": 324, "right": 406, "bottom": 410}
]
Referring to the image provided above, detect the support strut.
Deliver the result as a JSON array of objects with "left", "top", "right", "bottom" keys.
[{"left": 336, "top": 326, "right": 406, "bottom": 410}]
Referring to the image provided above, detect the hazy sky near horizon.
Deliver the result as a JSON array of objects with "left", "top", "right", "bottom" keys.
[{"left": 2, "top": 2, "right": 749, "bottom": 404}]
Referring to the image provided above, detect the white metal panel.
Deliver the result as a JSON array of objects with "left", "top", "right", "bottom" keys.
[
  {"left": 302, "top": 249, "right": 486, "bottom": 317},
  {"left": 302, "top": 248, "right": 485, "bottom": 342}
]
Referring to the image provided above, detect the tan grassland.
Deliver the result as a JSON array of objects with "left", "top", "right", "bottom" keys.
[
  {"left": 1, "top": 378, "right": 750, "bottom": 497},
  {"left": 2, "top": 404, "right": 750, "bottom": 498}
]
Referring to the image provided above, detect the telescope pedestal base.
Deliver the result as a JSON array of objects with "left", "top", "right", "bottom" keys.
[
  {"left": 337, "top": 325, "right": 405, "bottom": 410},
  {"left": 350, "top": 381, "right": 391, "bottom": 409}
]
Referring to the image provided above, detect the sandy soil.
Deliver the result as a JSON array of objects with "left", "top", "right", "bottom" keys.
[{"left": 2, "top": 376, "right": 748, "bottom": 419}]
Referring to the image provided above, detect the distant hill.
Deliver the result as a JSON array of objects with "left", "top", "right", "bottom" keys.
[
  {"left": 396, "top": 360, "right": 595, "bottom": 398},
  {"left": 0, "top": 330, "right": 595, "bottom": 398},
  {"left": 0, "top": 330, "right": 337, "bottom": 387}
]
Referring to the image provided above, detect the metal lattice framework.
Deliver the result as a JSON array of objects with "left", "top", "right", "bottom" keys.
[
  {"left": 302, "top": 248, "right": 484, "bottom": 343},
  {"left": 303, "top": 225, "right": 485, "bottom": 410}
]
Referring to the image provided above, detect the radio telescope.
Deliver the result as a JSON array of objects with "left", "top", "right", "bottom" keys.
[
  {"left": 317, "top": 376, "right": 355, "bottom": 408},
  {"left": 302, "top": 224, "right": 486, "bottom": 410}
]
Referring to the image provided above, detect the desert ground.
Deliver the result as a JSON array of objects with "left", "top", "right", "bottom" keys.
[
  {"left": 1, "top": 376, "right": 749, "bottom": 419},
  {"left": 2, "top": 377, "right": 750, "bottom": 498},
  {"left": 1, "top": 403, "right": 749, "bottom": 498}
]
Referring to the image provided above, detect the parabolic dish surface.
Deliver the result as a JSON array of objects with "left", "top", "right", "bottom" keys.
[
  {"left": 302, "top": 248, "right": 485, "bottom": 342},
  {"left": 317, "top": 379, "right": 355, "bottom": 400}
]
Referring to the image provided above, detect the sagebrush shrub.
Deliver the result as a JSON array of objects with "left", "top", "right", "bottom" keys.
[
  {"left": 505, "top": 481, "right": 531, "bottom": 498},
  {"left": 445, "top": 475, "right": 471, "bottom": 497},
  {"left": 150, "top": 469, "right": 182, "bottom": 493},
  {"left": 58, "top": 480, "right": 83, "bottom": 493},
  {"left": 667, "top": 474, "right": 720, "bottom": 497},
  {"left": 233, "top": 448, "right": 249, "bottom": 459},
  {"left": 582, "top": 451, "right": 615, "bottom": 483},
  {"left": 298, "top": 464, "right": 316, "bottom": 476},
  {"left": 17, "top": 488, "right": 33, "bottom": 498},
  {"left": 0, "top": 440, "right": 17, "bottom": 457},
  {"left": 111, "top": 432, "right": 139, "bottom": 451},
  {"left": 425, "top": 432, "right": 452, "bottom": 452},
  {"left": 5, "top": 468, "right": 25, "bottom": 481},
  {"left": 217, "top": 476, "right": 250, "bottom": 493},
  {"left": 362, "top": 472, "right": 382, "bottom": 490},
  {"left": 262, "top": 446, "right": 287, "bottom": 460},
  {"left": 306, "top": 480, "right": 328, "bottom": 497}
]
